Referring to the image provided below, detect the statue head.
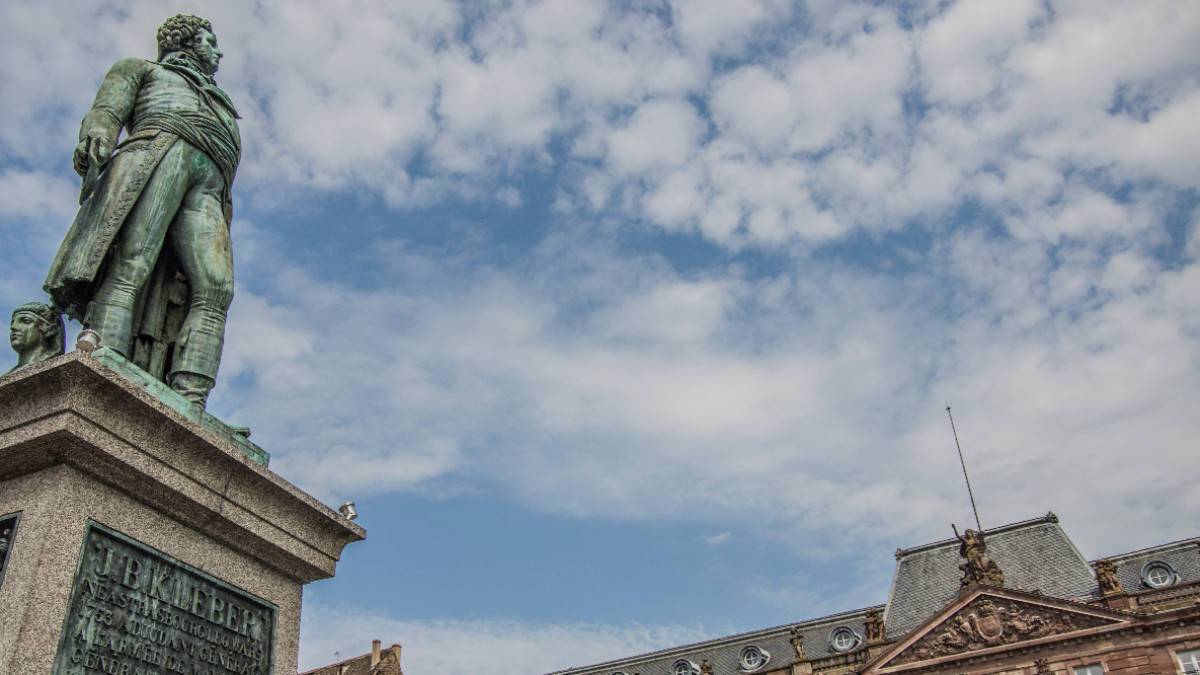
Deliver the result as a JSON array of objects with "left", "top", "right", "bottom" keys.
[
  {"left": 156, "top": 14, "right": 221, "bottom": 75},
  {"left": 8, "top": 302, "right": 65, "bottom": 373}
]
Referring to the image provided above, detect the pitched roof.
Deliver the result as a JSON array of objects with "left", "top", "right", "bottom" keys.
[
  {"left": 882, "top": 513, "right": 1097, "bottom": 638},
  {"left": 299, "top": 652, "right": 374, "bottom": 675},
  {"left": 300, "top": 644, "right": 403, "bottom": 675},
  {"left": 1097, "top": 536, "right": 1200, "bottom": 594},
  {"left": 547, "top": 606, "right": 882, "bottom": 675}
]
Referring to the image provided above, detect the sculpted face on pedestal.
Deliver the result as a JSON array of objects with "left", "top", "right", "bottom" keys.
[
  {"left": 6, "top": 303, "right": 66, "bottom": 374},
  {"left": 9, "top": 312, "right": 40, "bottom": 354}
]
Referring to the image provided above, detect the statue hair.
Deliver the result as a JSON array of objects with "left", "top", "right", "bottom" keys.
[
  {"left": 156, "top": 14, "right": 213, "bottom": 61},
  {"left": 12, "top": 302, "right": 66, "bottom": 355}
]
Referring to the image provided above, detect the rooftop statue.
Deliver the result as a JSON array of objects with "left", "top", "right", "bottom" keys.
[
  {"left": 954, "top": 526, "right": 1005, "bottom": 589},
  {"left": 42, "top": 13, "right": 240, "bottom": 407},
  {"left": 5, "top": 303, "right": 65, "bottom": 375}
]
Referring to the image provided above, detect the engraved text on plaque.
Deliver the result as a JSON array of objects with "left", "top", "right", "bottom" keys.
[{"left": 53, "top": 523, "right": 275, "bottom": 675}]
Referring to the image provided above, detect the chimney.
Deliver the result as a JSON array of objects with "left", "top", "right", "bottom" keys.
[
  {"left": 371, "top": 640, "right": 381, "bottom": 667},
  {"left": 391, "top": 644, "right": 402, "bottom": 668}
]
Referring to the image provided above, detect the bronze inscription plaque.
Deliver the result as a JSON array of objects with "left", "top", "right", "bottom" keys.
[{"left": 53, "top": 523, "right": 274, "bottom": 675}]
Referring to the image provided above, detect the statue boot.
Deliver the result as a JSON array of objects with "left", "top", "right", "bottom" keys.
[
  {"left": 169, "top": 327, "right": 223, "bottom": 408},
  {"left": 85, "top": 300, "right": 135, "bottom": 356}
]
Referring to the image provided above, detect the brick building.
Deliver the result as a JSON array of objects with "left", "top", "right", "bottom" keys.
[{"left": 549, "top": 513, "right": 1200, "bottom": 675}]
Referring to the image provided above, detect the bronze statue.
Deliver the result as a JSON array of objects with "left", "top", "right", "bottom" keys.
[
  {"left": 43, "top": 14, "right": 240, "bottom": 407},
  {"left": 954, "top": 526, "right": 1005, "bottom": 589},
  {"left": 6, "top": 302, "right": 66, "bottom": 375}
]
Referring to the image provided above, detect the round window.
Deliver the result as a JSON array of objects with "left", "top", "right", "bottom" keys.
[
  {"left": 739, "top": 645, "right": 770, "bottom": 671},
  {"left": 1141, "top": 560, "right": 1177, "bottom": 588},
  {"left": 672, "top": 660, "right": 698, "bottom": 675},
  {"left": 829, "top": 626, "right": 861, "bottom": 652}
]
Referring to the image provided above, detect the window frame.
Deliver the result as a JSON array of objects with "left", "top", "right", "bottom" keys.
[
  {"left": 1140, "top": 560, "right": 1179, "bottom": 589},
  {"left": 738, "top": 645, "right": 770, "bottom": 672},
  {"left": 828, "top": 626, "right": 862, "bottom": 653},
  {"left": 671, "top": 659, "right": 699, "bottom": 675},
  {"left": 1176, "top": 648, "right": 1200, "bottom": 675}
]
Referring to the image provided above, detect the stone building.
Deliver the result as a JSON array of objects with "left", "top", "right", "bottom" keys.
[
  {"left": 302, "top": 639, "right": 405, "bottom": 675},
  {"left": 549, "top": 513, "right": 1200, "bottom": 675}
]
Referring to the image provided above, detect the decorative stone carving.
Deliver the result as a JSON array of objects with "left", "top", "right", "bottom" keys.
[
  {"left": 955, "top": 527, "right": 1005, "bottom": 589},
  {"left": 1093, "top": 560, "right": 1123, "bottom": 596},
  {"left": 790, "top": 626, "right": 807, "bottom": 660},
  {"left": 894, "top": 597, "right": 1117, "bottom": 665},
  {"left": 1033, "top": 658, "right": 1053, "bottom": 675},
  {"left": 701, "top": 659, "right": 714, "bottom": 675},
  {"left": 865, "top": 609, "right": 886, "bottom": 644}
]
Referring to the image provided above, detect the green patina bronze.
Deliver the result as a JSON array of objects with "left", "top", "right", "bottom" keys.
[
  {"left": 42, "top": 14, "right": 241, "bottom": 409},
  {"left": 52, "top": 523, "right": 275, "bottom": 675},
  {"left": 91, "top": 346, "right": 270, "bottom": 466},
  {"left": 5, "top": 302, "right": 66, "bottom": 375}
]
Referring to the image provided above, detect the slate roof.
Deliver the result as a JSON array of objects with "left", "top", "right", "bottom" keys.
[
  {"left": 539, "top": 513, "right": 1197, "bottom": 675},
  {"left": 1098, "top": 537, "right": 1200, "bottom": 594},
  {"left": 547, "top": 606, "right": 882, "bottom": 675},
  {"left": 882, "top": 512, "right": 1097, "bottom": 638}
]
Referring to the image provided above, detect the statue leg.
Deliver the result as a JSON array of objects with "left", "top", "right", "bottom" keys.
[
  {"left": 168, "top": 156, "right": 232, "bottom": 407},
  {"left": 89, "top": 143, "right": 193, "bottom": 356}
]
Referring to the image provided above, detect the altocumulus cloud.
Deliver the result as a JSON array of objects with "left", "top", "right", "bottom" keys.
[{"left": 2, "top": 0, "right": 1199, "bottom": 672}]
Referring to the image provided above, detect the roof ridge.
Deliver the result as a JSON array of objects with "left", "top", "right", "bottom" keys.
[
  {"left": 546, "top": 604, "right": 886, "bottom": 674},
  {"left": 894, "top": 512, "right": 1059, "bottom": 558},
  {"left": 1094, "top": 536, "right": 1200, "bottom": 563},
  {"left": 298, "top": 651, "right": 369, "bottom": 675}
]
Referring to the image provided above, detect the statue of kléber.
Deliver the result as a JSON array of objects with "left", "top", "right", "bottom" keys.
[
  {"left": 6, "top": 303, "right": 66, "bottom": 375},
  {"left": 43, "top": 13, "right": 240, "bottom": 408}
]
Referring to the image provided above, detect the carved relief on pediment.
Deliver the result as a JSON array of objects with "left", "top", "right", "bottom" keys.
[{"left": 892, "top": 597, "right": 1117, "bottom": 665}]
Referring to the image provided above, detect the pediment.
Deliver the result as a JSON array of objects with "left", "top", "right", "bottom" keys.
[{"left": 870, "top": 588, "right": 1131, "bottom": 672}]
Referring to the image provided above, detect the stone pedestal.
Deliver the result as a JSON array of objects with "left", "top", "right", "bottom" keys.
[{"left": 0, "top": 353, "right": 365, "bottom": 675}]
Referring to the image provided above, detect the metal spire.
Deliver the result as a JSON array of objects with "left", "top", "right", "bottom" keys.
[{"left": 946, "top": 405, "right": 983, "bottom": 532}]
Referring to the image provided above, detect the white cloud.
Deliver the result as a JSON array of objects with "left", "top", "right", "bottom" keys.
[
  {"left": 298, "top": 604, "right": 713, "bottom": 675},
  {"left": 918, "top": 0, "right": 1044, "bottom": 105},
  {"left": 1, "top": 0, "right": 1197, "bottom": 628},
  {"left": 710, "top": 65, "right": 795, "bottom": 152},
  {"left": 208, "top": 214, "right": 1200, "bottom": 563},
  {"left": 606, "top": 99, "right": 704, "bottom": 174},
  {"left": 703, "top": 531, "right": 732, "bottom": 546}
]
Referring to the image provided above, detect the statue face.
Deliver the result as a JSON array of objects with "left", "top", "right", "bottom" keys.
[
  {"left": 9, "top": 312, "right": 40, "bottom": 352},
  {"left": 194, "top": 28, "right": 222, "bottom": 75}
]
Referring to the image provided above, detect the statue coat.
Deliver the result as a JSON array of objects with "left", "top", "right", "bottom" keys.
[{"left": 44, "top": 57, "right": 240, "bottom": 324}]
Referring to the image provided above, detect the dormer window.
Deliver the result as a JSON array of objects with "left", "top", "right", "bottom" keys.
[
  {"left": 739, "top": 645, "right": 770, "bottom": 671},
  {"left": 672, "top": 659, "right": 699, "bottom": 675},
  {"left": 1140, "top": 560, "right": 1178, "bottom": 589},
  {"left": 829, "top": 626, "right": 862, "bottom": 652}
]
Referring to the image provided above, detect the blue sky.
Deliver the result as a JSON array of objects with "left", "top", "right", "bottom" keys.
[{"left": 2, "top": 1, "right": 1198, "bottom": 673}]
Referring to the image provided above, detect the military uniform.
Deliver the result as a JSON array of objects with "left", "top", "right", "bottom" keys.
[{"left": 44, "top": 53, "right": 241, "bottom": 404}]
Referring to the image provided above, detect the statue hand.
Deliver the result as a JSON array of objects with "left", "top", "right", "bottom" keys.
[{"left": 73, "top": 133, "right": 113, "bottom": 177}]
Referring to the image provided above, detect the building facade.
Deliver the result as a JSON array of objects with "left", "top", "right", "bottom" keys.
[
  {"left": 302, "top": 640, "right": 405, "bottom": 675},
  {"left": 549, "top": 513, "right": 1200, "bottom": 675}
]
